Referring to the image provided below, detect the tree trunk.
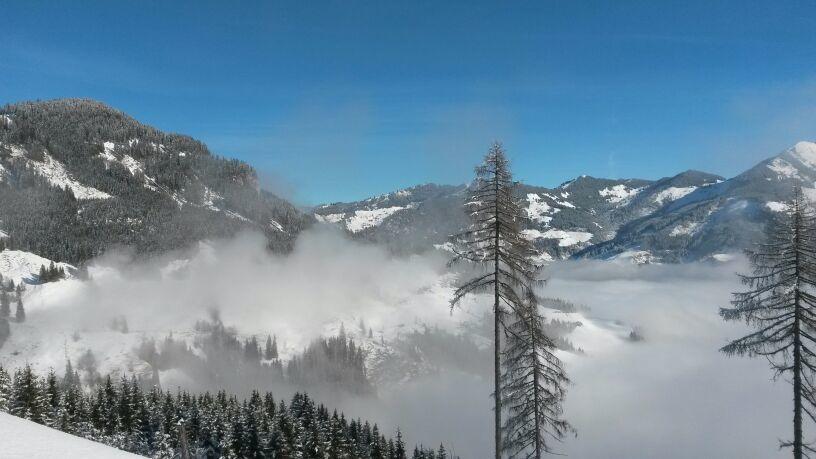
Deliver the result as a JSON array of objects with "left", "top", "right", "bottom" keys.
[
  {"left": 793, "top": 320, "right": 803, "bottom": 459},
  {"left": 793, "top": 208, "right": 803, "bottom": 459},
  {"left": 532, "top": 316, "right": 542, "bottom": 459},
  {"left": 494, "top": 177, "right": 502, "bottom": 459}
]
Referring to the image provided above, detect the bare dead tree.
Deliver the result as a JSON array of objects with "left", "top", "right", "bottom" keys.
[
  {"left": 721, "top": 188, "right": 816, "bottom": 459},
  {"left": 502, "top": 291, "right": 573, "bottom": 458},
  {"left": 449, "top": 142, "right": 542, "bottom": 459}
]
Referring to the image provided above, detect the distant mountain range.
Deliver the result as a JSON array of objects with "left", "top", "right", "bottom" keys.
[
  {"left": 0, "top": 98, "right": 812, "bottom": 265},
  {"left": 314, "top": 142, "right": 816, "bottom": 262}
]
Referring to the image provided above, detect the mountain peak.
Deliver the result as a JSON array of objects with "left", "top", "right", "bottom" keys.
[{"left": 790, "top": 141, "right": 816, "bottom": 167}]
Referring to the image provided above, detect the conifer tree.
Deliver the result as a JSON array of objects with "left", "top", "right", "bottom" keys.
[
  {"left": 721, "top": 188, "right": 816, "bottom": 459},
  {"left": 44, "top": 368, "right": 61, "bottom": 427},
  {"left": 438, "top": 443, "right": 447, "bottom": 459},
  {"left": 448, "top": 142, "right": 542, "bottom": 458},
  {"left": 502, "top": 291, "right": 572, "bottom": 458},
  {"left": 0, "top": 366, "right": 11, "bottom": 412}
]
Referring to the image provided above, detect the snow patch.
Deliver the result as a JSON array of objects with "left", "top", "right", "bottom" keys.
[
  {"left": 599, "top": 185, "right": 641, "bottom": 204},
  {"left": 765, "top": 201, "right": 788, "bottom": 212},
  {"left": 3, "top": 144, "right": 111, "bottom": 199},
  {"left": 790, "top": 141, "right": 816, "bottom": 168},
  {"left": 526, "top": 194, "right": 556, "bottom": 225},
  {"left": 346, "top": 206, "right": 405, "bottom": 233},
  {"left": 767, "top": 158, "right": 800, "bottom": 179},
  {"left": 654, "top": 186, "right": 697, "bottom": 205},
  {"left": 0, "top": 250, "right": 74, "bottom": 285},
  {"left": 522, "top": 229, "right": 593, "bottom": 247},
  {"left": 269, "top": 219, "right": 285, "bottom": 232}
]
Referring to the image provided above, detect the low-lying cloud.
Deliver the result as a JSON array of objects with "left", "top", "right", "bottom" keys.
[{"left": 17, "top": 233, "right": 802, "bottom": 457}]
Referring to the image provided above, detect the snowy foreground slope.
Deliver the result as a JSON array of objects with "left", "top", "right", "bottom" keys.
[{"left": 0, "top": 413, "right": 140, "bottom": 458}]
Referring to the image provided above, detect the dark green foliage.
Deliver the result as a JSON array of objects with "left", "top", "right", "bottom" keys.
[
  {"left": 38, "top": 262, "right": 65, "bottom": 283},
  {"left": 0, "top": 365, "right": 456, "bottom": 458},
  {"left": 287, "top": 325, "right": 373, "bottom": 396}
]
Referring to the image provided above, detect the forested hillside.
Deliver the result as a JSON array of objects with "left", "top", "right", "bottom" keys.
[{"left": 0, "top": 99, "right": 312, "bottom": 264}]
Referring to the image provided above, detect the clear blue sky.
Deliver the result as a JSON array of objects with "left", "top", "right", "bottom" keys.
[{"left": 2, "top": 1, "right": 816, "bottom": 204}]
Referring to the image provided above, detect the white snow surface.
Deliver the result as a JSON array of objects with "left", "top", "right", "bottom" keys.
[
  {"left": 654, "top": 186, "right": 697, "bottom": 205},
  {"left": 0, "top": 250, "right": 73, "bottom": 284},
  {"left": 526, "top": 193, "right": 556, "bottom": 224},
  {"left": 0, "top": 413, "right": 141, "bottom": 458},
  {"left": 599, "top": 185, "right": 641, "bottom": 204},
  {"left": 765, "top": 201, "right": 789, "bottom": 212},
  {"left": 3, "top": 143, "right": 111, "bottom": 199},
  {"left": 523, "top": 229, "right": 593, "bottom": 247},
  {"left": 789, "top": 141, "right": 816, "bottom": 168},
  {"left": 346, "top": 206, "right": 405, "bottom": 232},
  {"left": 767, "top": 158, "right": 801, "bottom": 179}
]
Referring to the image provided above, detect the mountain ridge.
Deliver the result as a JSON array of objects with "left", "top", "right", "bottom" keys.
[
  {"left": 0, "top": 99, "right": 313, "bottom": 264},
  {"left": 1, "top": 98, "right": 813, "bottom": 264},
  {"left": 314, "top": 143, "right": 816, "bottom": 262}
]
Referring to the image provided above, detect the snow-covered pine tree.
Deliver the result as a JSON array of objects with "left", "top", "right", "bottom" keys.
[
  {"left": 721, "top": 188, "right": 816, "bottom": 459},
  {"left": 0, "top": 366, "right": 11, "bottom": 412},
  {"left": 502, "top": 291, "right": 572, "bottom": 458},
  {"left": 438, "top": 443, "right": 448, "bottom": 459},
  {"left": 448, "top": 142, "right": 542, "bottom": 459},
  {"left": 10, "top": 364, "right": 47, "bottom": 424},
  {"left": 44, "top": 368, "right": 61, "bottom": 428}
]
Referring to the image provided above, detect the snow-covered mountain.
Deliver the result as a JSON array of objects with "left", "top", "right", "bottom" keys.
[
  {"left": 579, "top": 141, "right": 816, "bottom": 261},
  {"left": 314, "top": 170, "right": 724, "bottom": 261},
  {"left": 0, "top": 99, "right": 312, "bottom": 265},
  {"left": 314, "top": 143, "right": 816, "bottom": 262}
]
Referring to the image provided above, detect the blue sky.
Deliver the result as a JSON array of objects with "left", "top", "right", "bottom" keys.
[{"left": 2, "top": 1, "right": 816, "bottom": 204}]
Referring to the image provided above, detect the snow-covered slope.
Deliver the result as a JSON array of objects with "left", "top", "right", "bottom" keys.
[
  {"left": 314, "top": 170, "right": 723, "bottom": 261},
  {"left": 0, "top": 250, "right": 73, "bottom": 284},
  {"left": 0, "top": 413, "right": 141, "bottom": 458},
  {"left": 1, "top": 143, "right": 111, "bottom": 200},
  {"left": 578, "top": 141, "right": 816, "bottom": 261}
]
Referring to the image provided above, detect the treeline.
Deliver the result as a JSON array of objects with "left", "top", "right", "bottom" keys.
[
  {"left": 38, "top": 261, "right": 66, "bottom": 282},
  {"left": 287, "top": 324, "right": 373, "bottom": 395},
  {"left": 0, "top": 364, "right": 456, "bottom": 458},
  {"left": 133, "top": 315, "right": 373, "bottom": 396}
]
